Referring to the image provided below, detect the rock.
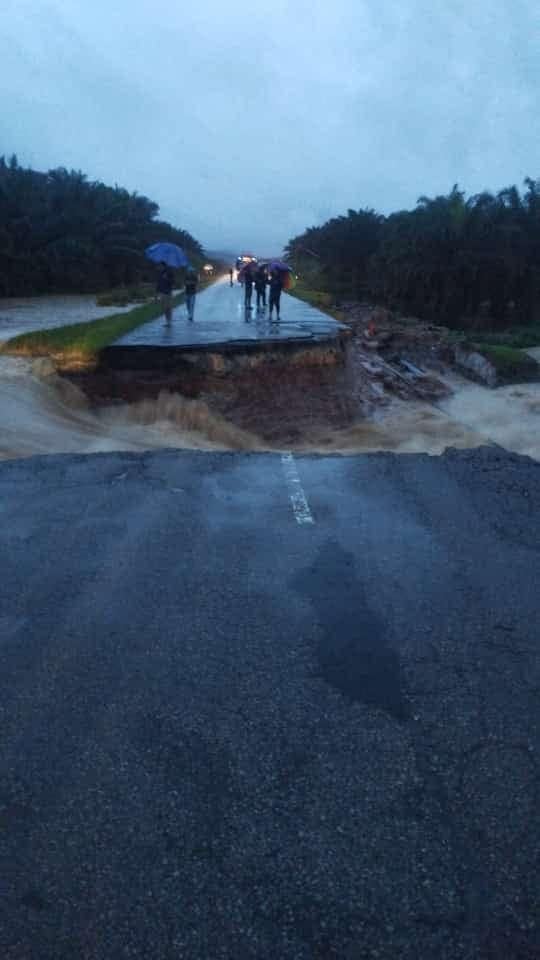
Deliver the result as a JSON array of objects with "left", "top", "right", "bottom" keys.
[{"left": 454, "top": 345, "right": 498, "bottom": 387}]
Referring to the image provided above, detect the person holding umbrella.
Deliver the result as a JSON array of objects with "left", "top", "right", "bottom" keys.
[
  {"left": 254, "top": 263, "right": 268, "bottom": 311},
  {"left": 242, "top": 262, "right": 255, "bottom": 313},
  {"left": 184, "top": 267, "right": 199, "bottom": 322},
  {"left": 156, "top": 261, "right": 174, "bottom": 324},
  {"left": 268, "top": 266, "right": 285, "bottom": 323},
  {"left": 145, "top": 242, "right": 189, "bottom": 326}
]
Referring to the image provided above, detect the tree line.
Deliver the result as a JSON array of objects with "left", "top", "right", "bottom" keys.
[
  {"left": 0, "top": 155, "right": 203, "bottom": 296},
  {"left": 285, "top": 180, "right": 540, "bottom": 327}
]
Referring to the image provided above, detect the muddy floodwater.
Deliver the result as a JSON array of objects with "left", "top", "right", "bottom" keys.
[
  {"left": 1, "top": 354, "right": 539, "bottom": 462},
  {"left": 1, "top": 294, "right": 539, "bottom": 462},
  {"left": 0, "top": 293, "right": 135, "bottom": 342}
]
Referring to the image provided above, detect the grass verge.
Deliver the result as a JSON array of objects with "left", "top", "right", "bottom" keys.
[
  {"left": 95, "top": 283, "right": 155, "bottom": 307},
  {"left": 472, "top": 343, "right": 539, "bottom": 381},
  {"left": 0, "top": 293, "right": 184, "bottom": 368},
  {"left": 1, "top": 274, "right": 217, "bottom": 367},
  {"left": 461, "top": 323, "right": 540, "bottom": 350},
  {"left": 288, "top": 279, "right": 345, "bottom": 322}
]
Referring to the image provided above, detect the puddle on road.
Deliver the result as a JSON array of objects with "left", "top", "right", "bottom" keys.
[{"left": 0, "top": 356, "right": 538, "bottom": 462}]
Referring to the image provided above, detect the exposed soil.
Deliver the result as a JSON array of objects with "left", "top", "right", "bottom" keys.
[
  {"left": 337, "top": 301, "right": 453, "bottom": 363},
  {"left": 65, "top": 306, "right": 454, "bottom": 447}
]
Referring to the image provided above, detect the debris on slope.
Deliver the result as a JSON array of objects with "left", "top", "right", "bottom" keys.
[{"left": 338, "top": 303, "right": 452, "bottom": 405}]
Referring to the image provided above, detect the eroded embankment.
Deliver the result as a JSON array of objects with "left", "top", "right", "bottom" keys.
[
  {"left": 0, "top": 357, "right": 258, "bottom": 459},
  {"left": 3, "top": 351, "right": 540, "bottom": 462},
  {"left": 3, "top": 285, "right": 540, "bottom": 462}
]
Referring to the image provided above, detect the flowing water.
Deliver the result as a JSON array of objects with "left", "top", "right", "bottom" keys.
[
  {"left": 0, "top": 295, "right": 255, "bottom": 458},
  {"left": 1, "top": 354, "right": 539, "bottom": 462},
  {"left": 1, "top": 296, "right": 539, "bottom": 462},
  {"left": 306, "top": 385, "right": 540, "bottom": 459},
  {"left": 0, "top": 357, "right": 258, "bottom": 460},
  {"left": 0, "top": 294, "right": 136, "bottom": 343},
  {"left": 441, "top": 382, "right": 540, "bottom": 461}
]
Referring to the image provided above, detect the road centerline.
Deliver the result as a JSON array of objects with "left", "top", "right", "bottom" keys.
[{"left": 281, "top": 452, "right": 314, "bottom": 525}]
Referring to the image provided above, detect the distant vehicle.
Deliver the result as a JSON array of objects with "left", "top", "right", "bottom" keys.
[{"left": 235, "top": 254, "right": 258, "bottom": 272}]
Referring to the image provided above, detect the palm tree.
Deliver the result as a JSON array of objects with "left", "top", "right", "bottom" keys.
[{"left": 0, "top": 158, "right": 203, "bottom": 295}]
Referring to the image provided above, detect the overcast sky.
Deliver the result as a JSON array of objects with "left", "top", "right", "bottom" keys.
[{"left": 2, "top": 0, "right": 539, "bottom": 254}]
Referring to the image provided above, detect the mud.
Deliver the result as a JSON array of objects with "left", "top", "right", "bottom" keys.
[
  {"left": 0, "top": 352, "right": 526, "bottom": 464},
  {"left": 2, "top": 300, "right": 539, "bottom": 462},
  {"left": 0, "top": 357, "right": 258, "bottom": 460}
]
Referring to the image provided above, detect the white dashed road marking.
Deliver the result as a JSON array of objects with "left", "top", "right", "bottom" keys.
[{"left": 281, "top": 453, "right": 314, "bottom": 525}]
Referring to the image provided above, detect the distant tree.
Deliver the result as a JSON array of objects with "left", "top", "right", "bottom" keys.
[
  {"left": 286, "top": 178, "right": 540, "bottom": 327},
  {"left": 286, "top": 208, "right": 382, "bottom": 299},
  {"left": 0, "top": 158, "right": 203, "bottom": 295}
]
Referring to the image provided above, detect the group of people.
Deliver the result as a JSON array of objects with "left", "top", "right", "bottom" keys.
[
  {"left": 231, "top": 263, "right": 284, "bottom": 322},
  {"left": 156, "top": 259, "right": 286, "bottom": 327},
  {"left": 156, "top": 262, "right": 198, "bottom": 324}
]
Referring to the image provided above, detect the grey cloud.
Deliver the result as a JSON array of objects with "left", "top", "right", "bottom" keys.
[{"left": 1, "top": 0, "right": 539, "bottom": 253}]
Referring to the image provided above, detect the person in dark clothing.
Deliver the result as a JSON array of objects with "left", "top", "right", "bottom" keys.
[
  {"left": 243, "top": 264, "right": 254, "bottom": 312},
  {"left": 254, "top": 265, "right": 268, "bottom": 310},
  {"left": 268, "top": 269, "right": 284, "bottom": 322},
  {"left": 229, "top": 267, "right": 234, "bottom": 287},
  {"left": 184, "top": 268, "right": 198, "bottom": 321},
  {"left": 156, "top": 262, "right": 174, "bottom": 324}
]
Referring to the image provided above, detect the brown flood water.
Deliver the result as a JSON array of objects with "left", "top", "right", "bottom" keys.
[
  {"left": 0, "top": 293, "right": 138, "bottom": 343},
  {"left": 1, "top": 294, "right": 538, "bottom": 462},
  {"left": 1, "top": 355, "right": 539, "bottom": 462}
]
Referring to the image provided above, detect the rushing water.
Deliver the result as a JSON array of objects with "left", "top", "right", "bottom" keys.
[
  {"left": 0, "top": 357, "right": 258, "bottom": 460},
  {"left": 1, "top": 353, "right": 539, "bottom": 462},
  {"left": 1, "top": 295, "right": 538, "bottom": 462},
  {"left": 0, "top": 295, "right": 255, "bottom": 459},
  {"left": 441, "top": 383, "right": 540, "bottom": 461}
]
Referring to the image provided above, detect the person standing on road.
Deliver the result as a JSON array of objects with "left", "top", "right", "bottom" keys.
[
  {"left": 229, "top": 267, "right": 234, "bottom": 287},
  {"left": 156, "top": 261, "right": 174, "bottom": 324},
  {"left": 185, "top": 268, "right": 198, "bottom": 322},
  {"left": 268, "top": 269, "right": 284, "bottom": 323},
  {"left": 243, "top": 263, "right": 254, "bottom": 313},
  {"left": 255, "top": 264, "right": 268, "bottom": 310}
]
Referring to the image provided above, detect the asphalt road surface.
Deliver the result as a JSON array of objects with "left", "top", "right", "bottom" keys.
[
  {"left": 115, "top": 276, "right": 344, "bottom": 348},
  {"left": 1, "top": 447, "right": 539, "bottom": 960}
]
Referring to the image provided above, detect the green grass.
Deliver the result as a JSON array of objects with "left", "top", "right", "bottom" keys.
[
  {"left": 472, "top": 343, "right": 539, "bottom": 379},
  {"left": 289, "top": 279, "right": 344, "bottom": 321},
  {"left": 0, "top": 293, "right": 184, "bottom": 367},
  {"left": 95, "top": 283, "right": 155, "bottom": 307},
  {"left": 460, "top": 323, "right": 540, "bottom": 350},
  {"left": 1, "top": 273, "right": 216, "bottom": 366}
]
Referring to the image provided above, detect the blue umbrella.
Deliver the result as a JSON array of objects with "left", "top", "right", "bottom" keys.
[{"left": 145, "top": 242, "right": 189, "bottom": 268}]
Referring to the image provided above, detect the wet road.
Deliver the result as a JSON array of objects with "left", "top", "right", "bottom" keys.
[
  {"left": 0, "top": 447, "right": 539, "bottom": 959},
  {"left": 115, "top": 275, "right": 344, "bottom": 348}
]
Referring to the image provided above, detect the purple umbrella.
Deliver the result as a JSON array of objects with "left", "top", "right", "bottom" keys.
[{"left": 268, "top": 260, "right": 292, "bottom": 272}]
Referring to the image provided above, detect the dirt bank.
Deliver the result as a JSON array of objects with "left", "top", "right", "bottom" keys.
[
  {"left": 64, "top": 308, "right": 454, "bottom": 447},
  {"left": 3, "top": 303, "right": 540, "bottom": 462}
]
